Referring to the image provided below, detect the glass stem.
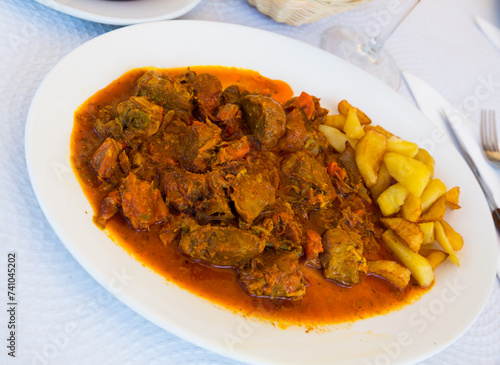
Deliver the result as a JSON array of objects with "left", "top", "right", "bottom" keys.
[{"left": 361, "top": 0, "right": 421, "bottom": 62}]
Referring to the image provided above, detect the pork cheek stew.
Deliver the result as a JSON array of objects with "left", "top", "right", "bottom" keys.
[{"left": 71, "top": 66, "right": 427, "bottom": 326}]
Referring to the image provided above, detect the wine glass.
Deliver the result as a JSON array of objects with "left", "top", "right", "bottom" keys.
[{"left": 321, "top": 0, "right": 421, "bottom": 89}]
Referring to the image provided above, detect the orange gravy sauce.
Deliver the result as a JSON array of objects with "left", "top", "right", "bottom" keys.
[{"left": 71, "top": 66, "right": 428, "bottom": 328}]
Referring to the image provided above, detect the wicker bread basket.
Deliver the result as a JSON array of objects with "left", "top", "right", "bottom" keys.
[{"left": 247, "top": 0, "right": 371, "bottom": 26}]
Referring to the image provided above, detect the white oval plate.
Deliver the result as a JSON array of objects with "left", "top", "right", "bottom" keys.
[
  {"left": 25, "top": 20, "right": 498, "bottom": 365},
  {"left": 33, "top": 0, "right": 201, "bottom": 25}
]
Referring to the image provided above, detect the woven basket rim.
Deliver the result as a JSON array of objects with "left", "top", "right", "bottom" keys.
[{"left": 247, "top": 0, "right": 372, "bottom": 26}]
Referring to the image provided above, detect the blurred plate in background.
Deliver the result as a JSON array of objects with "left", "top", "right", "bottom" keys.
[{"left": 33, "top": 0, "right": 201, "bottom": 25}]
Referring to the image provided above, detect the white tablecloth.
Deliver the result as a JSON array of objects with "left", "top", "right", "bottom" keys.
[{"left": 1, "top": 0, "right": 499, "bottom": 364}]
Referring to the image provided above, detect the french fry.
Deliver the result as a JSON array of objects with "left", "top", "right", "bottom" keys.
[
  {"left": 367, "top": 260, "right": 411, "bottom": 290},
  {"left": 338, "top": 100, "right": 371, "bottom": 125},
  {"left": 401, "top": 193, "right": 422, "bottom": 223},
  {"left": 419, "top": 195, "right": 447, "bottom": 222},
  {"left": 414, "top": 148, "right": 435, "bottom": 179},
  {"left": 343, "top": 107, "right": 365, "bottom": 140},
  {"left": 319, "top": 124, "right": 357, "bottom": 153},
  {"left": 445, "top": 186, "right": 461, "bottom": 210},
  {"left": 364, "top": 125, "right": 393, "bottom": 138},
  {"left": 420, "top": 179, "right": 447, "bottom": 212},
  {"left": 323, "top": 114, "right": 346, "bottom": 130},
  {"left": 380, "top": 217, "right": 424, "bottom": 252},
  {"left": 418, "top": 248, "right": 435, "bottom": 256},
  {"left": 386, "top": 136, "right": 419, "bottom": 158},
  {"left": 434, "top": 221, "right": 459, "bottom": 266},
  {"left": 440, "top": 220, "right": 464, "bottom": 251},
  {"left": 377, "top": 183, "right": 409, "bottom": 216},
  {"left": 419, "top": 244, "right": 435, "bottom": 251},
  {"left": 419, "top": 249, "right": 449, "bottom": 270},
  {"left": 382, "top": 230, "right": 435, "bottom": 288},
  {"left": 418, "top": 222, "right": 435, "bottom": 244},
  {"left": 370, "top": 163, "right": 393, "bottom": 200},
  {"left": 383, "top": 152, "right": 432, "bottom": 197},
  {"left": 355, "top": 129, "right": 387, "bottom": 188}
]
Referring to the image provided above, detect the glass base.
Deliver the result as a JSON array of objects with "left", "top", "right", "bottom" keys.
[{"left": 321, "top": 26, "right": 401, "bottom": 90}]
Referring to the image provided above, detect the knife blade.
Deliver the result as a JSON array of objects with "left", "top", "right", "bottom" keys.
[
  {"left": 402, "top": 71, "right": 500, "bottom": 209},
  {"left": 475, "top": 15, "right": 500, "bottom": 52}
]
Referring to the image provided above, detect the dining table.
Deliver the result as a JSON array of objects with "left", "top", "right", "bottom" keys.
[{"left": 1, "top": 0, "right": 500, "bottom": 364}]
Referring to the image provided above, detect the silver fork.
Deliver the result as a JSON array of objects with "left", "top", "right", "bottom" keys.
[{"left": 480, "top": 109, "right": 500, "bottom": 168}]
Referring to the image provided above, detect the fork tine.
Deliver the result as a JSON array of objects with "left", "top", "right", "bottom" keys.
[
  {"left": 482, "top": 109, "right": 497, "bottom": 152},
  {"left": 481, "top": 110, "right": 488, "bottom": 151},
  {"left": 481, "top": 109, "right": 500, "bottom": 168},
  {"left": 491, "top": 110, "right": 499, "bottom": 152}
]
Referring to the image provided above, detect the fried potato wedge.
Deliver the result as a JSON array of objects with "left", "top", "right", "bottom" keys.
[
  {"left": 343, "top": 107, "right": 365, "bottom": 140},
  {"left": 380, "top": 217, "right": 424, "bottom": 252},
  {"left": 323, "top": 114, "right": 346, "bottom": 130},
  {"left": 445, "top": 186, "right": 461, "bottom": 210},
  {"left": 386, "top": 136, "right": 419, "bottom": 158},
  {"left": 319, "top": 124, "right": 357, "bottom": 153},
  {"left": 419, "top": 195, "right": 447, "bottom": 222},
  {"left": 440, "top": 220, "right": 464, "bottom": 251},
  {"left": 370, "top": 163, "right": 393, "bottom": 200},
  {"left": 418, "top": 222, "right": 435, "bottom": 245},
  {"left": 434, "top": 221, "right": 459, "bottom": 266},
  {"left": 355, "top": 129, "right": 387, "bottom": 188},
  {"left": 382, "top": 230, "right": 435, "bottom": 288},
  {"left": 414, "top": 148, "right": 435, "bottom": 179},
  {"left": 338, "top": 100, "right": 371, "bottom": 125},
  {"left": 420, "top": 179, "right": 447, "bottom": 212},
  {"left": 419, "top": 244, "right": 435, "bottom": 251},
  {"left": 401, "top": 193, "right": 422, "bottom": 222},
  {"left": 364, "top": 125, "right": 393, "bottom": 139},
  {"left": 383, "top": 152, "right": 432, "bottom": 197},
  {"left": 377, "top": 183, "right": 409, "bottom": 216},
  {"left": 367, "top": 260, "right": 411, "bottom": 290},
  {"left": 419, "top": 249, "right": 449, "bottom": 270}
]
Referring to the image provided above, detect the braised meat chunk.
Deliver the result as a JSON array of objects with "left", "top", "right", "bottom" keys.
[
  {"left": 95, "top": 190, "right": 121, "bottom": 227},
  {"left": 135, "top": 70, "right": 194, "bottom": 113},
  {"left": 178, "top": 225, "right": 265, "bottom": 267},
  {"left": 213, "top": 136, "right": 250, "bottom": 165},
  {"left": 192, "top": 73, "right": 222, "bottom": 121},
  {"left": 239, "top": 250, "right": 306, "bottom": 300},
  {"left": 320, "top": 227, "right": 367, "bottom": 286},
  {"left": 160, "top": 166, "right": 207, "bottom": 213},
  {"left": 281, "top": 151, "right": 335, "bottom": 206},
  {"left": 240, "top": 95, "right": 286, "bottom": 149},
  {"left": 90, "top": 138, "right": 122, "bottom": 180},
  {"left": 179, "top": 120, "right": 222, "bottom": 172},
  {"left": 216, "top": 103, "right": 248, "bottom": 140},
  {"left": 278, "top": 107, "right": 328, "bottom": 156},
  {"left": 119, "top": 173, "right": 168, "bottom": 230},
  {"left": 230, "top": 169, "right": 276, "bottom": 225},
  {"left": 195, "top": 194, "right": 235, "bottom": 223},
  {"left": 263, "top": 209, "right": 305, "bottom": 252},
  {"left": 116, "top": 96, "right": 163, "bottom": 137},
  {"left": 336, "top": 144, "right": 373, "bottom": 203},
  {"left": 221, "top": 84, "right": 240, "bottom": 105},
  {"left": 278, "top": 108, "right": 312, "bottom": 153}
]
